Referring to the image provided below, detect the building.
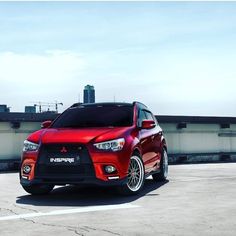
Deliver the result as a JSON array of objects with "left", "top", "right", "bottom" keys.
[
  {"left": 83, "top": 85, "right": 95, "bottom": 103},
  {"left": 0, "top": 104, "right": 10, "bottom": 113},
  {"left": 25, "top": 106, "right": 36, "bottom": 113}
]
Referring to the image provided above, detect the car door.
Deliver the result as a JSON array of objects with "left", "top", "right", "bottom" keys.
[
  {"left": 138, "top": 109, "right": 157, "bottom": 172},
  {"left": 144, "top": 111, "right": 163, "bottom": 171}
]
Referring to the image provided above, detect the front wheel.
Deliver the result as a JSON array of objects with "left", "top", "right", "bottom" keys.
[
  {"left": 117, "top": 155, "right": 145, "bottom": 195},
  {"left": 22, "top": 184, "right": 54, "bottom": 195},
  {"left": 152, "top": 149, "right": 168, "bottom": 181}
]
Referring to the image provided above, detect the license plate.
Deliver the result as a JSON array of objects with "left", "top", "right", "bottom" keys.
[{"left": 49, "top": 157, "right": 76, "bottom": 164}]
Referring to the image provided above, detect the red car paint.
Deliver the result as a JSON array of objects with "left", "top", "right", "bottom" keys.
[{"left": 20, "top": 102, "right": 167, "bottom": 188}]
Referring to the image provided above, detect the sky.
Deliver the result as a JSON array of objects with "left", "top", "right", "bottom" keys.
[{"left": 0, "top": 1, "right": 236, "bottom": 116}]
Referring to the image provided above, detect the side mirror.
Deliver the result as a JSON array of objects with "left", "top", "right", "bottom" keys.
[
  {"left": 41, "top": 120, "right": 52, "bottom": 129},
  {"left": 141, "top": 120, "right": 156, "bottom": 129}
]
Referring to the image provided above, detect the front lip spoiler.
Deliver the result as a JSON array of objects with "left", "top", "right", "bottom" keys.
[{"left": 20, "top": 176, "right": 128, "bottom": 187}]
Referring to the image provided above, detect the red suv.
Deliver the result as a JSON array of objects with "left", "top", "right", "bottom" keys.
[{"left": 20, "top": 102, "right": 168, "bottom": 195}]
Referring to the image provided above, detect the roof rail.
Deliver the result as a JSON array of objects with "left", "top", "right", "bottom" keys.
[
  {"left": 70, "top": 103, "right": 83, "bottom": 108},
  {"left": 70, "top": 102, "right": 133, "bottom": 108},
  {"left": 133, "top": 101, "right": 148, "bottom": 108}
]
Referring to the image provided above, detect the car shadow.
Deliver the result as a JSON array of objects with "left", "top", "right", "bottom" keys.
[{"left": 16, "top": 179, "right": 169, "bottom": 207}]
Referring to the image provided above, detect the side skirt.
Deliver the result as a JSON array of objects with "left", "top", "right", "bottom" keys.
[{"left": 145, "top": 169, "right": 161, "bottom": 179}]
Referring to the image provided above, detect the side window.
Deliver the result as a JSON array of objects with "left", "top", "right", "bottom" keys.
[
  {"left": 138, "top": 109, "right": 147, "bottom": 127},
  {"left": 144, "top": 111, "right": 154, "bottom": 121},
  {"left": 144, "top": 110, "right": 159, "bottom": 126}
]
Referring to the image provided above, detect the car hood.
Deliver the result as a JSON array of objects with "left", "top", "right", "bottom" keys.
[{"left": 27, "top": 127, "right": 132, "bottom": 144}]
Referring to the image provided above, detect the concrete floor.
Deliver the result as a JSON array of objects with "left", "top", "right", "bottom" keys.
[{"left": 0, "top": 163, "right": 236, "bottom": 236}]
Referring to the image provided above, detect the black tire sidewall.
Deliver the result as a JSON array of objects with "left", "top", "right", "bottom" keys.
[
  {"left": 152, "top": 149, "right": 168, "bottom": 181},
  {"left": 22, "top": 184, "right": 54, "bottom": 195}
]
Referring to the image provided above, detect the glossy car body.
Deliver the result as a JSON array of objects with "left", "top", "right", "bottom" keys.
[{"left": 20, "top": 102, "right": 168, "bottom": 195}]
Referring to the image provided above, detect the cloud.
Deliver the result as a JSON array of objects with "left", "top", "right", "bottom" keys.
[{"left": 0, "top": 50, "right": 86, "bottom": 111}]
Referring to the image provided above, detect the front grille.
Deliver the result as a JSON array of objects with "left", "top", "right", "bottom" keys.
[{"left": 35, "top": 143, "right": 95, "bottom": 180}]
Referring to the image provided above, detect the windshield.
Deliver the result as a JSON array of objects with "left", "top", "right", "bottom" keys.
[{"left": 51, "top": 105, "right": 134, "bottom": 128}]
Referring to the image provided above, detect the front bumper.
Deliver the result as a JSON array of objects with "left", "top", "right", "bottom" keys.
[
  {"left": 20, "top": 175, "right": 128, "bottom": 187},
  {"left": 20, "top": 142, "right": 132, "bottom": 186}
]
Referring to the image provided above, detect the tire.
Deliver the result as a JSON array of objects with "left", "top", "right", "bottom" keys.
[
  {"left": 118, "top": 154, "right": 145, "bottom": 195},
  {"left": 22, "top": 184, "right": 54, "bottom": 195},
  {"left": 152, "top": 149, "right": 168, "bottom": 181}
]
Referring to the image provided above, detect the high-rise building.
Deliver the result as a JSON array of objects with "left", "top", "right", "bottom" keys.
[{"left": 83, "top": 85, "right": 95, "bottom": 103}]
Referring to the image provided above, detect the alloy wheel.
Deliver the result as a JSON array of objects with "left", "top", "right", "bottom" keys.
[
  {"left": 127, "top": 156, "right": 144, "bottom": 192},
  {"left": 163, "top": 150, "right": 168, "bottom": 179}
]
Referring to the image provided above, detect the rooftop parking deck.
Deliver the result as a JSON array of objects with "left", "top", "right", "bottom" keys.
[{"left": 0, "top": 163, "right": 236, "bottom": 236}]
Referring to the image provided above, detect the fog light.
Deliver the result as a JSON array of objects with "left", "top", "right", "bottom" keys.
[
  {"left": 104, "top": 165, "right": 116, "bottom": 174},
  {"left": 23, "top": 165, "right": 31, "bottom": 174}
]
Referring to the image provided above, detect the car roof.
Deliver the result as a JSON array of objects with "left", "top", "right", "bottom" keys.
[
  {"left": 71, "top": 102, "right": 133, "bottom": 108},
  {"left": 70, "top": 102, "right": 149, "bottom": 111}
]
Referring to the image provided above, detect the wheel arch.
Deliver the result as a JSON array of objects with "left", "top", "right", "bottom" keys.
[
  {"left": 132, "top": 148, "right": 141, "bottom": 156},
  {"left": 162, "top": 138, "right": 168, "bottom": 152}
]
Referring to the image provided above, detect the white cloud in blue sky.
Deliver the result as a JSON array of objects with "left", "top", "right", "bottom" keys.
[{"left": 0, "top": 2, "right": 236, "bottom": 115}]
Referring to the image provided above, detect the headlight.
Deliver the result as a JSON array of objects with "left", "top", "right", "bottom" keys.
[
  {"left": 23, "top": 140, "right": 39, "bottom": 152},
  {"left": 94, "top": 138, "right": 125, "bottom": 152}
]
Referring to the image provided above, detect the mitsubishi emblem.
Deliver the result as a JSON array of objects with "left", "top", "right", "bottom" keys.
[{"left": 60, "top": 146, "right": 67, "bottom": 153}]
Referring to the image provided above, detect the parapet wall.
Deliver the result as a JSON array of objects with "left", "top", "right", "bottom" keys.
[{"left": 1, "top": 113, "right": 236, "bottom": 170}]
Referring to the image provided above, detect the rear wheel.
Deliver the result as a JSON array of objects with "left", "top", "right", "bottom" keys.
[
  {"left": 118, "top": 155, "right": 145, "bottom": 195},
  {"left": 152, "top": 149, "right": 168, "bottom": 181},
  {"left": 22, "top": 184, "right": 54, "bottom": 195}
]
